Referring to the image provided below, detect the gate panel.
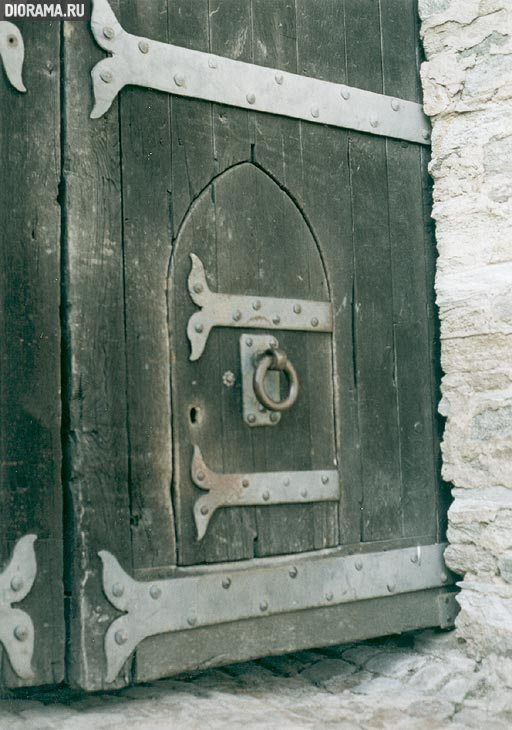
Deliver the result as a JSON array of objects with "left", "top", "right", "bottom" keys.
[{"left": 0, "top": 21, "right": 63, "bottom": 687}]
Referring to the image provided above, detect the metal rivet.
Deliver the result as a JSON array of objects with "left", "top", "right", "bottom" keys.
[
  {"left": 193, "top": 283, "right": 203, "bottom": 294},
  {"left": 275, "top": 72, "right": 284, "bottom": 85},
  {"left": 260, "top": 600, "right": 268, "bottom": 612},
  {"left": 195, "top": 323, "right": 204, "bottom": 333},
  {"left": 246, "top": 93, "right": 256, "bottom": 104},
  {"left": 301, "top": 489, "right": 308, "bottom": 499},
  {"left": 355, "top": 559, "right": 363, "bottom": 571},
  {"left": 262, "top": 490, "right": 270, "bottom": 501},
  {"left": 115, "top": 630, "right": 128, "bottom": 646},
  {"left": 414, "top": 422, "right": 423, "bottom": 433},
  {"left": 100, "top": 70, "right": 113, "bottom": 84},
  {"left": 410, "top": 553, "right": 419, "bottom": 564},
  {"left": 196, "top": 471, "right": 205, "bottom": 482},
  {"left": 326, "top": 592, "right": 334, "bottom": 602},
  {"left": 200, "top": 505, "right": 209, "bottom": 516},
  {"left": 311, "top": 106, "right": 320, "bottom": 118},
  {"left": 311, "top": 317, "right": 319, "bottom": 328},
  {"left": 269, "top": 338, "right": 278, "bottom": 348},
  {"left": 188, "top": 616, "right": 197, "bottom": 627},
  {"left": 112, "top": 583, "right": 124, "bottom": 598},
  {"left": 208, "top": 57, "right": 218, "bottom": 69},
  {"left": 321, "top": 475, "right": 329, "bottom": 485},
  {"left": 14, "top": 625, "right": 28, "bottom": 642},
  {"left": 174, "top": 74, "right": 185, "bottom": 87},
  {"left": 283, "top": 477, "right": 290, "bottom": 486},
  {"left": 272, "top": 315, "right": 281, "bottom": 325},
  {"left": 370, "top": 117, "right": 379, "bottom": 128},
  {"left": 293, "top": 304, "right": 302, "bottom": 314},
  {"left": 270, "top": 413, "right": 279, "bottom": 424},
  {"left": 103, "top": 26, "right": 115, "bottom": 39},
  {"left": 242, "top": 479, "right": 250, "bottom": 488},
  {"left": 222, "top": 577, "right": 231, "bottom": 589},
  {"left": 289, "top": 567, "right": 298, "bottom": 579},
  {"left": 423, "top": 130, "right": 430, "bottom": 140},
  {"left": 150, "top": 585, "right": 161, "bottom": 600},
  {"left": 441, "top": 572, "right": 449, "bottom": 583},
  {"left": 233, "top": 310, "right": 242, "bottom": 322},
  {"left": 387, "top": 583, "right": 396, "bottom": 593},
  {"left": 246, "top": 337, "right": 253, "bottom": 347},
  {"left": 391, "top": 98, "right": 400, "bottom": 112},
  {"left": 247, "top": 414, "right": 257, "bottom": 425},
  {"left": 138, "top": 40, "right": 150, "bottom": 54},
  {"left": 340, "top": 86, "right": 350, "bottom": 100},
  {"left": 253, "top": 300, "right": 261, "bottom": 311},
  {"left": 10, "top": 576, "right": 24, "bottom": 592}
]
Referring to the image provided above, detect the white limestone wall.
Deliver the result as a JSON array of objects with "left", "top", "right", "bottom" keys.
[{"left": 419, "top": 0, "right": 512, "bottom": 656}]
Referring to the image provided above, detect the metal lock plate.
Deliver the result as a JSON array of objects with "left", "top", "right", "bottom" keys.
[
  {"left": 0, "top": 22, "right": 26, "bottom": 92},
  {"left": 0, "top": 534, "right": 37, "bottom": 679},
  {"left": 241, "top": 334, "right": 281, "bottom": 428}
]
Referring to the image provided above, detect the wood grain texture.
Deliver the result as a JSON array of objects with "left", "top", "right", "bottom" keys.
[
  {"left": 0, "top": 20, "right": 63, "bottom": 688},
  {"left": 62, "top": 11, "right": 132, "bottom": 689},
  {"left": 119, "top": 0, "right": 176, "bottom": 570}
]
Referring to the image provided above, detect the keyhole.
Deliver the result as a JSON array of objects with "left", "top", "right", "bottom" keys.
[{"left": 189, "top": 406, "right": 202, "bottom": 425}]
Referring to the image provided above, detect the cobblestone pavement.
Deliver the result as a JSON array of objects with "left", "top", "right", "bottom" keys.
[{"left": 1, "top": 629, "right": 511, "bottom": 729}]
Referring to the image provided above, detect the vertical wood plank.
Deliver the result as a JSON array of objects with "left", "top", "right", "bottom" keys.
[
  {"left": 380, "top": 0, "right": 438, "bottom": 538},
  {"left": 119, "top": 1, "right": 177, "bottom": 571},
  {"left": 344, "top": 0, "right": 402, "bottom": 542},
  {"left": 62, "top": 12, "right": 132, "bottom": 689},
  {"left": 0, "top": 20, "right": 63, "bottom": 688}
]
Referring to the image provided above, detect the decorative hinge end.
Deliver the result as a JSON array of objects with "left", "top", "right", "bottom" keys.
[
  {"left": 0, "top": 534, "right": 37, "bottom": 680},
  {"left": 0, "top": 22, "right": 26, "bottom": 92}
]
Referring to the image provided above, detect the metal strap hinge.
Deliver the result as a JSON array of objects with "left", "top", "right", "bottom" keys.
[
  {"left": 100, "top": 542, "right": 453, "bottom": 683},
  {"left": 90, "top": 0, "right": 430, "bottom": 145}
]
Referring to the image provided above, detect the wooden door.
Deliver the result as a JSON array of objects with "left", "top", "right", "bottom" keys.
[
  {"left": 58, "top": 0, "right": 452, "bottom": 691},
  {"left": 0, "top": 21, "right": 64, "bottom": 688},
  {"left": 169, "top": 163, "right": 337, "bottom": 566}
]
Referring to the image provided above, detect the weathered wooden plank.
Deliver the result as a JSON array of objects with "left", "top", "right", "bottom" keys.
[
  {"left": 119, "top": 1, "right": 176, "bottom": 570},
  {"left": 135, "top": 586, "right": 455, "bottom": 682},
  {"left": 0, "top": 20, "right": 63, "bottom": 687},
  {"left": 344, "top": 0, "right": 402, "bottom": 543},
  {"left": 169, "top": 0, "right": 215, "bottom": 233},
  {"left": 62, "top": 11, "right": 132, "bottom": 689},
  {"left": 380, "top": 0, "right": 438, "bottom": 538}
]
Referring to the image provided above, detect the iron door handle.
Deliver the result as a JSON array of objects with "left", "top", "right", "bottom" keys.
[{"left": 253, "top": 348, "right": 299, "bottom": 412}]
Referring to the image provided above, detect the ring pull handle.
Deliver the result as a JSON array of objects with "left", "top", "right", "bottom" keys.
[{"left": 253, "top": 348, "right": 299, "bottom": 412}]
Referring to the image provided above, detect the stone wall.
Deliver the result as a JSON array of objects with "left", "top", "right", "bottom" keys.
[{"left": 419, "top": 0, "right": 512, "bottom": 656}]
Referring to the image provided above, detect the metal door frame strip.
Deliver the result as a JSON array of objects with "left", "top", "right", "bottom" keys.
[
  {"left": 187, "top": 255, "right": 333, "bottom": 361},
  {"left": 191, "top": 446, "right": 340, "bottom": 540},
  {"left": 0, "top": 534, "right": 37, "bottom": 679},
  {"left": 100, "top": 542, "right": 451, "bottom": 683},
  {"left": 89, "top": 0, "right": 430, "bottom": 145}
]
